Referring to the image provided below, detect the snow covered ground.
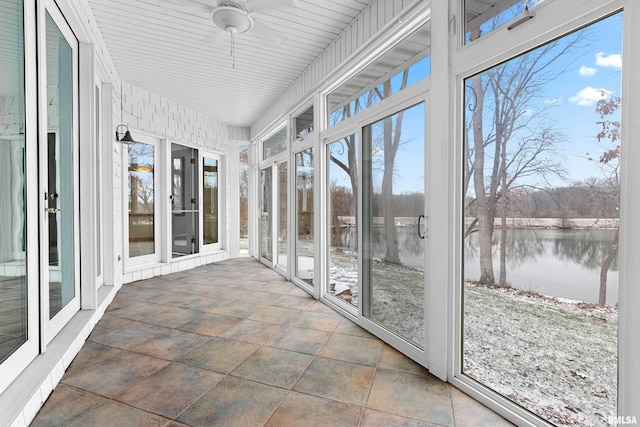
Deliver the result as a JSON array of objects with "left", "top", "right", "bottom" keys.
[
  {"left": 464, "top": 282, "right": 618, "bottom": 426},
  {"left": 327, "top": 249, "right": 617, "bottom": 426}
]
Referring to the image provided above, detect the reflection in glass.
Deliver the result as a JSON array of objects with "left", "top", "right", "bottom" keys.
[
  {"left": 464, "top": 0, "right": 547, "bottom": 44},
  {"left": 95, "top": 86, "right": 102, "bottom": 279},
  {"left": 46, "top": 12, "right": 75, "bottom": 319},
  {"left": 462, "top": 14, "right": 621, "bottom": 426},
  {"left": 128, "top": 142, "right": 155, "bottom": 257},
  {"left": 294, "top": 106, "right": 314, "bottom": 138},
  {"left": 239, "top": 169, "right": 249, "bottom": 254},
  {"left": 203, "top": 156, "right": 219, "bottom": 246},
  {"left": 328, "top": 22, "right": 430, "bottom": 127},
  {"left": 239, "top": 145, "right": 249, "bottom": 165},
  {"left": 263, "top": 127, "right": 287, "bottom": 159},
  {"left": 260, "top": 167, "right": 273, "bottom": 261},
  {"left": 295, "top": 148, "right": 314, "bottom": 285},
  {"left": 327, "top": 134, "right": 358, "bottom": 307},
  {"left": 277, "top": 163, "right": 288, "bottom": 270},
  {"left": 172, "top": 144, "right": 199, "bottom": 257},
  {"left": 0, "top": 0, "right": 27, "bottom": 363},
  {"left": 363, "top": 103, "right": 425, "bottom": 348}
]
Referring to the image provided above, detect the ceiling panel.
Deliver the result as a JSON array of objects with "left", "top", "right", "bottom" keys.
[{"left": 87, "top": 0, "right": 377, "bottom": 128}]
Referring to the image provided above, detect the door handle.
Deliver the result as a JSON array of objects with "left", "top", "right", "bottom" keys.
[
  {"left": 418, "top": 215, "right": 426, "bottom": 239},
  {"left": 45, "top": 207, "right": 61, "bottom": 213}
]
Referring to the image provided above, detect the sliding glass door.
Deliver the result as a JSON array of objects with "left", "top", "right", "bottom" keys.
[
  {"left": 295, "top": 148, "right": 314, "bottom": 286},
  {"left": 362, "top": 103, "right": 426, "bottom": 348},
  {"left": 0, "top": 0, "right": 38, "bottom": 392},
  {"left": 326, "top": 134, "right": 359, "bottom": 307},
  {"left": 259, "top": 161, "right": 289, "bottom": 273},
  {"left": 41, "top": 3, "right": 79, "bottom": 340},
  {"left": 276, "top": 162, "right": 288, "bottom": 272},
  {"left": 260, "top": 166, "right": 273, "bottom": 263}
]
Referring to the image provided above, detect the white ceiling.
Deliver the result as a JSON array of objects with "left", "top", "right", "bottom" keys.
[{"left": 87, "top": 0, "right": 377, "bottom": 128}]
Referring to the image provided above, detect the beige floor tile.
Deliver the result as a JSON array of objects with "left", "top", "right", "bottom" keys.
[
  {"left": 266, "top": 325, "right": 330, "bottom": 355},
  {"left": 318, "top": 333, "right": 384, "bottom": 366},
  {"left": 231, "top": 346, "right": 313, "bottom": 388},
  {"left": 266, "top": 392, "right": 362, "bottom": 427},
  {"left": 115, "top": 363, "right": 223, "bottom": 419},
  {"left": 177, "top": 336, "right": 259, "bottom": 374},
  {"left": 367, "top": 369, "right": 452, "bottom": 426},
  {"left": 219, "top": 318, "right": 283, "bottom": 345},
  {"left": 293, "top": 356, "right": 376, "bottom": 406},
  {"left": 176, "top": 376, "right": 286, "bottom": 427},
  {"left": 289, "top": 311, "right": 343, "bottom": 332}
]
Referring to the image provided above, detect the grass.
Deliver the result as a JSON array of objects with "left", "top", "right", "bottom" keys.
[
  {"left": 328, "top": 250, "right": 618, "bottom": 426},
  {"left": 464, "top": 282, "right": 618, "bottom": 426}
]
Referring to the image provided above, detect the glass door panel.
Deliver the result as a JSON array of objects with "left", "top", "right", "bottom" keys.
[
  {"left": 45, "top": 11, "right": 76, "bottom": 321},
  {"left": 327, "top": 134, "right": 358, "bottom": 307},
  {"left": 171, "top": 144, "right": 199, "bottom": 257},
  {"left": 260, "top": 167, "right": 273, "bottom": 262},
  {"left": 276, "top": 162, "right": 288, "bottom": 271},
  {"left": 94, "top": 84, "right": 103, "bottom": 285},
  {"left": 0, "top": 0, "right": 28, "bottom": 364},
  {"left": 462, "top": 14, "right": 621, "bottom": 425},
  {"left": 295, "top": 148, "right": 314, "bottom": 285},
  {"left": 203, "top": 156, "right": 219, "bottom": 247},
  {"left": 128, "top": 142, "right": 155, "bottom": 258},
  {"left": 363, "top": 103, "right": 425, "bottom": 348},
  {"left": 239, "top": 169, "right": 249, "bottom": 255},
  {"left": 239, "top": 146, "right": 249, "bottom": 255}
]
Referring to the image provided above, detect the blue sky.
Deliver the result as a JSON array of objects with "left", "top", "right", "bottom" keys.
[
  {"left": 515, "top": 12, "right": 623, "bottom": 186},
  {"left": 330, "top": 11, "right": 623, "bottom": 196}
]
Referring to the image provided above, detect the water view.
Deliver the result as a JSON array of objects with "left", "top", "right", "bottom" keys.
[{"left": 464, "top": 228, "right": 618, "bottom": 304}]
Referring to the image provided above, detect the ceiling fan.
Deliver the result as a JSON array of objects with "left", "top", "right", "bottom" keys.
[{"left": 159, "top": 0, "right": 298, "bottom": 66}]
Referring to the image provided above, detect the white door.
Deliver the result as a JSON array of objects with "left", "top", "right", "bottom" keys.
[{"left": 39, "top": 1, "right": 80, "bottom": 343}]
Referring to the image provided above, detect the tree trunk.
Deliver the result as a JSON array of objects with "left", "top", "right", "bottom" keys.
[
  {"left": 382, "top": 114, "right": 401, "bottom": 264},
  {"left": 498, "top": 120, "right": 508, "bottom": 287},
  {"left": 471, "top": 73, "right": 495, "bottom": 284},
  {"left": 332, "top": 207, "right": 343, "bottom": 248},
  {"left": 598, "top": 227, "right": 618, "bottom": 306}
]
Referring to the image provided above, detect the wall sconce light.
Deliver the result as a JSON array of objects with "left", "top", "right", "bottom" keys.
[{"left": 115, "top": 124, "right": 136, "bottom": 143}]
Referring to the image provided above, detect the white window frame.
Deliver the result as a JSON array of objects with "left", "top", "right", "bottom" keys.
[
  {"left": 38, "top": 0, "right": 81, "bottom": 344},
  {"left": 122, "top": 131, "right": 162, "bottom": 269},
  {"left": 445, "top": 0, "right": 639, "bottom": 424},
  {"left": 290, "top": 100, "right": 317, "bottom": 294},
  {"left": 0, "top": 0, "right": 40, "bottom": 394},
  {"left": 200, "top": 149, "right": 224, "bottom": 253}
]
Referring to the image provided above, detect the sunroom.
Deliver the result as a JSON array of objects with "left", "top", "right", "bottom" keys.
[{"left": 0, "top": 0, "right": 638, "bottom": 425}]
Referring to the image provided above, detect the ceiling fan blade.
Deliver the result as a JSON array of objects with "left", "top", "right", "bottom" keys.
[
  {"left": 158, "top": 0, "right": 213, "bottom": 15},
  {"left": 251, "top": 20, "right": 287, "bottom": 47},
  {"left": 244, "top": 0, "right": 300, "bottom": 13}
]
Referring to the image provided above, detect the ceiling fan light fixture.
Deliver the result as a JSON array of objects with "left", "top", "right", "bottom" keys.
[{"left": 211, "top": 4, "right": 253, "bottom": 34}]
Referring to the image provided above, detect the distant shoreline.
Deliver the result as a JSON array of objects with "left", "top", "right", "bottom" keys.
[
  {"left": 464, "top": 217, "right": 618, "bottom": 230},
  {"left": 336, "top": 216, "right": 619, "bottom": 230}
]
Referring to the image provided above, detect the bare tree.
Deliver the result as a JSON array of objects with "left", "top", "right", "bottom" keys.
[{"left": 466, "top": 35, "right": 576, "bottom": 285}]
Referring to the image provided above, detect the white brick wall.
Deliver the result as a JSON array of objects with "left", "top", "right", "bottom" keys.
[
  {"left": 119, "top": 80, "right": 234, "bottom": 153},
  {"left": 115, "top": 80, "right": 246, "bottom": 281}
]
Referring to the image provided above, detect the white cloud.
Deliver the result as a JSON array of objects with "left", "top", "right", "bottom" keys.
[
  {"left": 545, "top": 97, "right": 563, "bottom": 106},
  {"left": 569, "top": 87, "right": 612, "bottom": 106},
  {"left": 579, "top": 66, "right": 597, "bottom": 77},
  {"left": 521, "top": 108, "right": 535, "bottom": 117},
  {"left": 595, "top": 52, "right": 622, "bottom": 69}
]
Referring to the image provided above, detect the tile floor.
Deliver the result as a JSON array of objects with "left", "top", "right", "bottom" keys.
[{"left": 31, "top": 258, "right": 512, "bottom": 427}]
